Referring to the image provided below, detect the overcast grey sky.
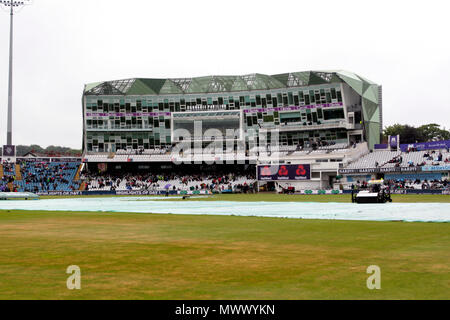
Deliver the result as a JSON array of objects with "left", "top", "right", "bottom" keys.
[{"left": 0, "top": 0, "right": 449, "bottom": 149}]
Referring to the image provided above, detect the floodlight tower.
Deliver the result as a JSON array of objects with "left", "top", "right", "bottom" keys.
[{"left": 0, "top": 0, "right": 32, "bottom": 146}]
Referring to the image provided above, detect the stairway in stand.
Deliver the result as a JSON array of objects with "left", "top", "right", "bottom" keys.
[
  {"left": 78, "top": 182, "right": 87, "bottom": 191},
  {"left": 0, "top": 164, "right": 3, "bottom": 179},
  {"left": 15, "top": 164, "right": 22, "bottom": 180},
  {"left": 74, "top": 163, "right": 83, "bottom": 181}
]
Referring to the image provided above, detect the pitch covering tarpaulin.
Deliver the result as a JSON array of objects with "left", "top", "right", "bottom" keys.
[{"left": 0, "top": 197, "right": 449, "bottom": 222}]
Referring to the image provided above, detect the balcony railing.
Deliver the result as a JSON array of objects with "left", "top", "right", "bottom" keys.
[
  {"left": 86, "top": 124, "right": 153, "bottom": 131},
  {"left": 259, "top": 120, "right": 356, "bottom": 132}
]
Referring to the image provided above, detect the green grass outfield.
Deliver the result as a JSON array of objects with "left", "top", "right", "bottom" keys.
[{"left": 0, "top": 193, "right": 449, "bottom": 299}]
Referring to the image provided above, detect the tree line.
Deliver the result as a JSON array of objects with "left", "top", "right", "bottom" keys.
[
  {"left": 382, "top": 123, "right": 450, "bottom": 144},
  {"left": 0, "top": 145, "right": 82, "bottom": 157}
]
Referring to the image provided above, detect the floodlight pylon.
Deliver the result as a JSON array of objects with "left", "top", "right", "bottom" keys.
[{"left": 0, "top": 0, "right": 32, "bottom": 146}]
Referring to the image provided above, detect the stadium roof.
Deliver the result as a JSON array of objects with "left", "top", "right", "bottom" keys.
[{"left": 83, "top": 70, "right": 379, "bottom": 99}]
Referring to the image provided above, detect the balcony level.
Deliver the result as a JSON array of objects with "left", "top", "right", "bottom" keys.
[
  {"left": 258, "top": 120, "right": 361, "bottom": 132},
  {"left": 85, "top": 125, "right": 153, "bottom": 131}
]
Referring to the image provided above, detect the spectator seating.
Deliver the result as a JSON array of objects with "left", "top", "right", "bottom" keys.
[
  {"left": 2, "top": 162, "right": 15, "bottom": 177},
  {"left": 82, "top": 172, "right": 256, "bottom": 192},
  {"left": 384, "top": 178, "right": 448, "bottom": 190},
  {"left": 345, "top": 147, "right": 450, "bottom": 170},
  {"left": 346, "top": 151, "right": 401, "bottom": 169},
  {"left": 1, "top": 162, "right": 19, "bottom": 192},
  {"left": 19, "top": 161, "right": 81, "bottom": 193}
]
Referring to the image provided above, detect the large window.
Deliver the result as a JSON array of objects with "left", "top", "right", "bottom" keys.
[{"left": 323, "top": 108, "right": 345, "bottom": 120}]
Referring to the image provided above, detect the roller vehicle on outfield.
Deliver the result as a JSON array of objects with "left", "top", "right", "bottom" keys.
[{"left": 351, "top": 179, "right": 392, "bottom": 204}]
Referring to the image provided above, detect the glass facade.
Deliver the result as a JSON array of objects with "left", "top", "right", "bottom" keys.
[
  {"left": 83, "top": 71, "right": 381, "bottom": 153},
  {"left": 84, "top": 85, "right": 348, "bottom": 152}
]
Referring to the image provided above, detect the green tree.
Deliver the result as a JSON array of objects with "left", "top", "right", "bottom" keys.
[
  {"left": 417, "top": 124, "right": 450, "bottom": 141},
  {"left": 383, "top": 124, "right": 423, "bottom": 143},
  {"left": 1, "top": 145, "right": 81, "bottom": 157}
]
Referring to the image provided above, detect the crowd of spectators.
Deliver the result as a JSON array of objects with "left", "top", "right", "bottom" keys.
[
  {"left": 0, "top": 160, "right": 81, "bottom": 193},
  {"left": 422, "top": 151, "right": 445, "bottom": 162},
  {"left": 20, "top": 161, "right": 81, "bottom": 193},
  {"left": 388, "top": 155, "right": 403, "bottom": 167},
  {"left": 350, "top": 178, "right": 449, "bottom": 191},
  {"left": 384, "top": 178, "right": 449, "bottom": 190},
  {"left": 0, "top": 176, "right": 17, "bottom": 192},
  {"left": 386, "top": 150, "right": 448, "bottom": 168},
  {"left": 82, "top": 167, "right": 257, "bottom": 193},
  {"left": 0, "top": 161, "right": 18, "bottom": 192}
]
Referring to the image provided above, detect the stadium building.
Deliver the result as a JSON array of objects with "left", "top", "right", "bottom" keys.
[
  {"left": 81, "top": 70, "right": 382, "bottom": 191},
  {"left": 3, "top": 71, "right": 448, "bottom": 196}
]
